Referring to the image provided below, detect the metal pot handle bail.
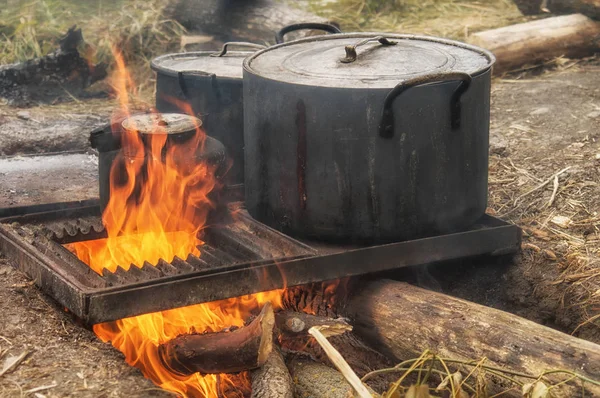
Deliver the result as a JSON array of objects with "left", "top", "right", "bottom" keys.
[
  {"left": 275, "top": 22, "right": 342, "bottom": 44},
  {"left": 379, "top": 72, "right": 473, "bottom": 139},
  {"left": 210, "top": 42, "right": 267, "bottom": 57},
  {"left": 340, "top": 36, "right": 397, "bottom": 63}
]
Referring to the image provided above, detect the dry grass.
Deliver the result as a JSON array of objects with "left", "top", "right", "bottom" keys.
[
  {"left": 308, "top": 0, "right": 528, "bottom": 40},
  {"left": 365, "top": 349, "right": 600, "bottom": 397}
]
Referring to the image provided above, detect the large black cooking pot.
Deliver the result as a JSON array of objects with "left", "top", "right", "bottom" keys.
[
  {"left": 151, "top": 23, "right": 341, "bottom": 187},
  {"left": 243, "top": 33, "right": 495, "bottom": 242}
]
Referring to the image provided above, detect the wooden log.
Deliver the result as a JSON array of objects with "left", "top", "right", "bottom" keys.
[
  {"left": 158, "top": 303, "right": 274, "bottom": 375},
  {"left": 468, "top": 14, "right": 600, "bottom": 75},
  {"left": 346, "top": 279, "right": 600, "bottom": 396},
  {"left": 250, "top": 348, "right": 293, "bottom": 398},
  {"left": 513, "top": 0, "right": 600, "bottom": 19}
]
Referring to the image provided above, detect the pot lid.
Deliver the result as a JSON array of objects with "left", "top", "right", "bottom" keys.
[
  {"left": 244, "top": 33, "right": 495, "bottom": 89},
  {"left": 152, "top": 43, "right": 265, "bottom": 80},
  {"left": 121, "top": 113, "right": 202, "bottom": 135}
]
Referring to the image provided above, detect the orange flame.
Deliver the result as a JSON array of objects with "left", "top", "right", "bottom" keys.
[
  {"left": 65, "top": 48, "right": 339, "bottom": 398},
  {"left": 93, "top": 291, "right": 284, "bottom": 397},
  {"left": 66, "top": 48, "right": 215, "bottom": 274},
  {"left": 62, "top": 48, "right": 290, "bottom": 397}
]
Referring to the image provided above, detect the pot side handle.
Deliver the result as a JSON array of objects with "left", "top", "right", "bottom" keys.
[
  {"left": 177, "top": 70, "right": 222, "bottom": 106},
  {"left": 275, "top": 22, "right": 342, "bottom": 44},
  {"left": 379, "top": 72, "right": 473, "bottom": 139},
  {"left": 210, "top": 42, "right": 267, "bottom": 57}
]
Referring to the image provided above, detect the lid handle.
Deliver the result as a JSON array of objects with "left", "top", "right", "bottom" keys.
[
  {"left": 340, "top": 36, "right": 397, "bottom": 63},
  {"left": 379, "top": 72, "right": 472, "bottom": 139},
  {"left": 210, "top": 42, "right": 267, "bottom": 57},
  {"left": 275, "top": 22, "right": 342, "bottom": 44}
]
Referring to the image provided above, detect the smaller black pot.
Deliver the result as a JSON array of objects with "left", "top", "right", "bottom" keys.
[
  {"left": 90, "top": 113, "right": 228, "bottom": 213},
  {"left": 151, "top": 22, "right": 341, "bottom": 187}
]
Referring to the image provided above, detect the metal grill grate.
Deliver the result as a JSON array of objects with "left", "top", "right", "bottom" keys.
[{"left": 0, "top": 201, "right": 521, "bottom": 324}]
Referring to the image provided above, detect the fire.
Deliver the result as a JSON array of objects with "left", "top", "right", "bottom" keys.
[
  {"left": 66, "top": 48, "right": 215, "bottom": 274},
  {"left": 64, "top": 48, "right": 283, "bottom": 396},
  {"left": 64, "top": 48, "right": 339, "bottom": 398},
  {"left": 93, "top": 291, "right": 284, "bottom": 397}
]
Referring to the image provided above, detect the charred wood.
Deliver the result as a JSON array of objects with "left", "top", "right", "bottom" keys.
[
  {"left": 347, "top": 279, "right": 600, "bottom": 397},
  {"left": 0, "top": 26, "right": 107, "bottom": 106},
  {"left": 250, "top": 347, "right": 293, "bottom": 398},
  {"left": 158, "top": 303, "right": 275, "bottom": 375},
  {"left": 469, "top": 14, "right": 600, "bottom": 75}
]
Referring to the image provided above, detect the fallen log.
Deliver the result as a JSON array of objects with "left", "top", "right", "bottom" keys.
[
  {"left": 468, "top": 14, "right": 600, "bottom": 75},
  {"left": 0, "top": 26, "right": 107, "bottom": 106},
  {"left": 513, "top": 0, "right": 600, "bottom": 19},
  {"left": 250, "top": 348, "right": 293, "bottom": 398},
  {"left": 346, "top": 279, "right": 600, "bottom": 396},
  {"left": 158, "top": 303, "right": 275, "bottom": 375}
]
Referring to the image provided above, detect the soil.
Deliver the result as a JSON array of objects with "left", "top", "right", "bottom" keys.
[{"left": 0, "top": 58, "right": 599, "bottom": 396}]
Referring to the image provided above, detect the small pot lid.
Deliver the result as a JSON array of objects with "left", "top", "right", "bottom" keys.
[
  {"left": 244, "top": 33, "right": 495, "bottom": 89},
  {"left": 121, "top": 113, "right": 202, "bottom": 135},
  {"left": 152, "top": 43, "right": 266, "bottom": 80}
]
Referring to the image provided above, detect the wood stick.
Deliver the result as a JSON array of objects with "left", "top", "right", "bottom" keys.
[
  {"left": 158, "top": 303, "right": 274, "bottom": 375},
  {"left": 468, "top": 14, "right": 600, "bottom": 75},
  {"left": 276, "top": 310, "right": 352, "bottom": 338},
  {"left": 347, "top": 280, "right": 600, "bottom": 397},
  {"left": 250, "top": 348, "right": 293, "bottom": 398}
]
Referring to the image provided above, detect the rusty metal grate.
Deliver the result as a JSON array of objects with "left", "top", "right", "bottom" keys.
[{"left": 0, "top": 201, "right": 522, "bottom": 325}]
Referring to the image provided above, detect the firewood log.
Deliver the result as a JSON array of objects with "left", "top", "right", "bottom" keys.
[
  {"left": 250, "top": 348, "right": 293, "bottom": 398},
  {"left": 468, "top": 14, "right": 600, "bottom": 75},
  {"left": 158, "top": 303, "right": 274, "bottom": 375},
  {"left": 346, "top": 279, "right": 600, "bottom": 397}
]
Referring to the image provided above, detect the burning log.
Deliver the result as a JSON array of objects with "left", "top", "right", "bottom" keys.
[
  {"left": 250, "top": 348, "right": 293, "bottom": 398},
  {"left": 158, "top": 303, "right": 275, "bottom": 375},
  {"left": 0, "top": 26, "right": 107, "bottom": 106},
  {"left": 468, "top": 14, "right": 600, "bottom": 75},
  {"left": 347, "top": 280, "right": 600, "bottom": 396}
]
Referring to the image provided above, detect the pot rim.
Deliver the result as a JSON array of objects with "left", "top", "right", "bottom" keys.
[
  {"left": 243, "top": 32, "right": 496, "bottom": 87},
  {"left": 151, "top": 50, "right": 256, "bottom": 79}
]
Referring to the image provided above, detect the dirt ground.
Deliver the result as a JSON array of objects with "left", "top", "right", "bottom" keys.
[{"left": 0, "top": 59, "right": 599, "bottom": 396}]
